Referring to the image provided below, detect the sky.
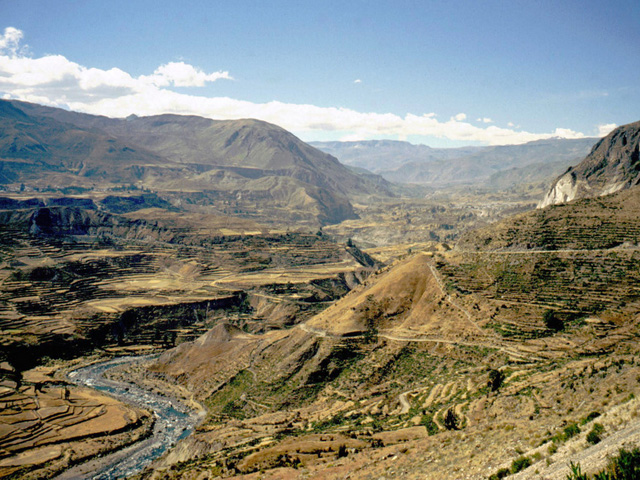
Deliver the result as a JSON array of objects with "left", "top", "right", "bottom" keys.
[{"left": 0, "top": 0, "right": 638, "bottom": 147}]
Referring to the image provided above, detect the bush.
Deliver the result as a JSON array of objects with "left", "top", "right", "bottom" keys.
[
  {"left": 443, "top": 408, "right": 460, "bottom": 430},
  {"left": 607, "top": 447, "right": 640, "bottom": 478},
  {"left": 337, "top": 444, "right": 348, "bottom": 458},
  {"left": 421, "top": 414, "right": 439, "bottom": 435},
  {"left": 586, "top": 423, "right": 604, "bottom": 445},
  {"left": 488, "top": 369, "right": 504, "bottom": 392},
  {"left": 544, "top": 310, "right": 564, "bottom": 332},
  {"left": 580, "top": 411, "right": 601, "bottom": 425},
  {"left": 565, "top": 447, "right": 640, "bottom": 479},
  {"left": 488, "top": 467, "right": 510, "bottom": 479},
  {"left": 567, "top": 461, "right": 588, "bottom": 480},
  {"left": 563, "top": 422, "right": 581, "bottom": 440},
  {"left": 511, "top": 456, "right": 532, "bottom": 474}
]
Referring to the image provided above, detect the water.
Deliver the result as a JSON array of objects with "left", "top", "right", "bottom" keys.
[{"left": 59, "top": 355, "right": 201, "bottom": 480}]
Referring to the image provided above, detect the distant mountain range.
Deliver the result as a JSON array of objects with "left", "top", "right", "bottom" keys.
[
  {"left": 312, "top": 137, "right": 597, "bottom": 189},
  {"left": 0, "top": 100, "right": 393, "bottom": 226},
  {"left": 540, "top": 120, "right": 640, "bottom": 208}
]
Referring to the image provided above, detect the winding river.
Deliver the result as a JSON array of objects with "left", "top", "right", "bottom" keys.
[{"left": 55, "top": 356, "right": 202, "bottom": 480}]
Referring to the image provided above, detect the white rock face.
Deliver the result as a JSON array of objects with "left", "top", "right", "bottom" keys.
[{"left": 538, "top": 174, "right": 580, "bottom": 209}]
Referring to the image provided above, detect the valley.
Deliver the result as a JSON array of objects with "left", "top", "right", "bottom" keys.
[{"left": 1, "top": 102, "right": 640, "bottom": 480}]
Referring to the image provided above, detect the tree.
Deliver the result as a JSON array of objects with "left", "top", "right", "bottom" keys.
[
  {"left": 543, "top": 309, "right": 564, "bottom": 332},
  {"left": 488, "top": 369, "right": 504, "bottom": 392},
  {"left": 443, "top": 408, "right": 460, "bottom": 430}
]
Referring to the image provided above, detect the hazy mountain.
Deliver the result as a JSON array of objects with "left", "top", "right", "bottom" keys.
[
  {"left": 310, "top": 139, "right": 481, "bottom": 172},
  {"left": 540, "top": 120, "right": 640, "bottom": 208},
  {"left": 313, "top": 137, "right": 597, "bottom": 188}
]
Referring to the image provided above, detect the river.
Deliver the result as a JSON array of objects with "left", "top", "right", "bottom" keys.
[{"left": 55, "top": 355, "right": 202, "bottom": 480}]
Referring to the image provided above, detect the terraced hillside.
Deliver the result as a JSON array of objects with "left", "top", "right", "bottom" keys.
[
  {"left": 0, "top": 201, "right": 381, "bottom": 373},
  {"left": 123, "top": 246, "right": 640, "bottom": 479},
  {"left": 0, "top": 362, "right": 152, "bottom": 479},
  {"left": 458, "top": 186, "right": 640, "bottom": 251},
  {"left": 106, "top": 182, "right": 640, "bottom": 479}
]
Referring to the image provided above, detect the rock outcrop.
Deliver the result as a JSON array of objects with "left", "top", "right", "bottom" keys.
[{"left": 539, "top": 121, "right": 640, "bottom": 208}]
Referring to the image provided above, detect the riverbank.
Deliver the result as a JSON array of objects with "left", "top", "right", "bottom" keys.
[
  {"left": 52, "top": 355, "right": 204, "bottom": 480},
  {"left": 0, "top": 357, "right": 153, "bottom": 480}
]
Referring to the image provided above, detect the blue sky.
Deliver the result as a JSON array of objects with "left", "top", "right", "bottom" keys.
[{"left": 0, "top": 0, "right": 638, "bottom": 147}]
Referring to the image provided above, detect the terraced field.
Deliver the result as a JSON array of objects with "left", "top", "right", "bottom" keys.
[{"left": 0, "top": 364, "right": 152, "bottom": 479}]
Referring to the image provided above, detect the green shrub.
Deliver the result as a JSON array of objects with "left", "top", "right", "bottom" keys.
[
  {"left": 421, "top": 414, "right": 439, "bottom": 435},
  {"left": 544, "top": 310, "right": 564, "bottom": 331},
  {"left": 563, "top": 422, "right": 581, "bottom": 440},
  {"left": 488, "top": 467, "right": 510, "bottom": 479},
  {"left": 607, "top": 447, "right": 640, "bottom": 478},
  {"left": 511, "top": 456, "right": 532, "bottom": 474},
  {"left": 586, "top": 423, "right": 604, "bottom": 445},
  {"left": 580, "top": 411, "right": 601, "bottom": 425},
  {"left": 567, "top": 461, "right": 588, "bottom": 480},
  {"left": 564, "top": 447, "right": 640, "bottom": 479}
]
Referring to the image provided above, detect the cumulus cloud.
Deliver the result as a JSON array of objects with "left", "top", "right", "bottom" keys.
[
  {"left": 0, "top": 27, "right": 590, "bottom": 146},
  {"left": 353, "top": 79, "right": 362, "bottom": 84},
  {"left": 597, "top": 123, "right": 617, "bottom": 137},
  {"left": 477, "top": 117, "right": 493, "bottom": 123},
  {"left": 0, "top": 28, "right": 231, "bottom": 106},
  {"left": 0, "top": 27, "right": 23, "bottom": 56},
  {"left": 141, "top": 62, "right": 232, "bottom": 87}
]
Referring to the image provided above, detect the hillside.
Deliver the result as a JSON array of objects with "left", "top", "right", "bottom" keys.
[
  {"left": 457, "top": 185, "right": 640, "bottom": 252},
  {"left": 540, "top": 120, "right": 640, "bottom": 207}
]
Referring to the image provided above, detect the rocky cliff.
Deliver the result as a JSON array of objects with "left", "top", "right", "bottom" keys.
[{"left": 539, "top": 121, "right": 640, "bottom": 208}]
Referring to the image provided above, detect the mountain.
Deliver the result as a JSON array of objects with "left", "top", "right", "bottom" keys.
[
  {"left": 0, "top": 100, "right": 395, "bottom": 226},
  {"left": 9, "top": 101, "right": 392, "bottom": 199},
  {"left": 313, "top": 138, "right": 597, "bottom": 189},
  {"left": 0, "top": 101, "right": 170, "bottom": 186},
  {"left": 539, "top": 121, "right": 640, "bottom": 208}
]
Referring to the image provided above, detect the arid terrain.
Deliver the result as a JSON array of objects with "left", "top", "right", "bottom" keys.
[{"left": 2, "top": 103, "right": 640, "bottom": 480}]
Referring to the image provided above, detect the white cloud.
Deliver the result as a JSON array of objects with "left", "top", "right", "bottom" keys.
[
  {"left": 141, "top": 62, "right": 232, "bottom": 87},
  {"left": 477, "top": 117, "right": 493, "bottom": 123},
  {"left": 0, "top": 27, "right": 23, "bottom": 56},
  {"left": 0, "top": 27, "right": 589, "bottom": 146},
  {"left": 353, "top": 79, "right": 362, "bottom": 84},
  {"left": 597, "top": 123, "right": 617, "bottom": 137},
  {"left": 507, "top": 121, "right": 515, "bottom": 127}
]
